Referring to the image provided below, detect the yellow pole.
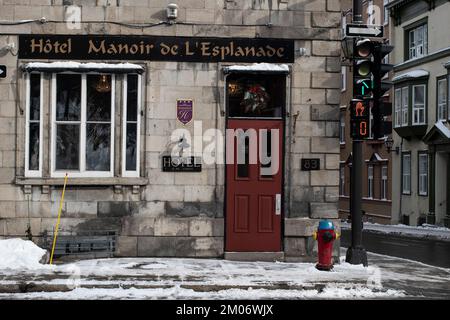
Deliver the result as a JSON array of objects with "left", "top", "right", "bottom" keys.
[{"left": 49, "top": 173, "right": 68, "bottom": 265}]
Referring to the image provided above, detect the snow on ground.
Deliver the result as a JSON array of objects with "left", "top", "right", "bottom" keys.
[
  {"left": 341, "top": 222, "right": 450, "bottom": 240},
  {"left": 0, "top": 238, "right": 53, "bottom": 270},
  {"left": 2, "top": 238, "right": 450, "bottom": 299},
  {"left": 0, "top": 285, "right": 405, "bottom": 300}
]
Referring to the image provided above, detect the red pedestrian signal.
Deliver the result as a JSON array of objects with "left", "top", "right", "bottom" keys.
[{"left": 350, "top": 99, "right": 370, "bottom": 140}]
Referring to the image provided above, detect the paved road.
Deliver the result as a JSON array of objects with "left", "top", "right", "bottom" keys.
[
  {"left": 341, "top": 229, "right": 450, "bottom": 268},
  {"left": 362, "top": 250, "right": 450, "bottom": 299}
]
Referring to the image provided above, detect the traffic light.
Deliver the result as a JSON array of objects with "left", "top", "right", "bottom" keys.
[
  {"left": 372, "top": 43, "right": 394, "bottom": 139},
  {"left": 353, "top": 39, "right": 375, "bottom": 99},
  {"left": 350, "top": 99, "right": 370, "bottom": 140}
]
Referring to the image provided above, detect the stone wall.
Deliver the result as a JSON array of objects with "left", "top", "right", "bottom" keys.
[{"left": 0, "top": 0, "right": 341, "bottom": 260}]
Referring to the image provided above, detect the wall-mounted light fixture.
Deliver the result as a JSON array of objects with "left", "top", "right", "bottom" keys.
[
  {"left": 384, "top": 136, "right": 394, "bottom": 153},
  {"left": 166, "top": 3, "right": 178, "bottom": 21}
]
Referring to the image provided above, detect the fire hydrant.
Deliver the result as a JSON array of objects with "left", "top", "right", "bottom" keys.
[{"left": 313, "top": 219, "right": 340, "bottom": 271}]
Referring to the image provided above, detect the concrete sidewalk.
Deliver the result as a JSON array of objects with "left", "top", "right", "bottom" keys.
[{"left": 0, "top": 249, "right": 448, "bottom": 299}]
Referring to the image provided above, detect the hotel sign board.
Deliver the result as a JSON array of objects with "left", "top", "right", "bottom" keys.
[
  {"left": 162, "top": 156, "right": 202, "bottom": 172},
  {"left": 18, "top": 35, "right": 294, "bottom": 63}
]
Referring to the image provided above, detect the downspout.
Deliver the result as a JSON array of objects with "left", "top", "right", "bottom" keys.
[{"left": 399, "top": 137, "right": 403, "bottom": 223}]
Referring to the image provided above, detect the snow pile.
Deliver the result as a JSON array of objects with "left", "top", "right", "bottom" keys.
[{"left": 0, "top": 238, "right": 49, "bottom": 270}]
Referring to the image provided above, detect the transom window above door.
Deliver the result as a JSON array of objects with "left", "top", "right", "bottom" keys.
[{"left": 226, "top": 73, "right": 287, "bottom": 118}]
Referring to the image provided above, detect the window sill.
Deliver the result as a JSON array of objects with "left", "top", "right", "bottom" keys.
[{"left": 15, "top": 176, "right": 149, "bottom": 186}]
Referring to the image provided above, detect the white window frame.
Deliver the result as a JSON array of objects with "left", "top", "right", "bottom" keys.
[
  {"left": 383, "top": 0, "right": 389, "bottom": 25},
  {"left": 402, "top": 86, "right": 409, "bottom": 126},
  {"left": 122, "top": 74, "right": 142, "bottom": 177},
  {"left": 25, "top": 72, "right": 44, "bottom": 178},
  {"left": 341, "top": 66, "right": 346, "bottom": 92},
  {"left": 412, "top": 84, "right": 426, "bottom": 125},
  {"left": 394, "top": 88, "right": 401, "bottom": 127},
  {"left": 408, "top": 24, "right": 428, "bottom": 60},
  {"left": 368, "top": 165, "right": 374, "bottom": 198},
  {"left": 402, "top": 153, "right": 411, "bottom": 195},
  {"left": 50, "top": 73, "right": 115, "bottom": 178},
  {"left": 437, "top": 78, "right": 447, "bottom": 121},
  {"left": 418, "top": 152, "right": 428, "bottom": 196},
  {"left": 381, "top": 165, "right": 388, "bottom": 200}
]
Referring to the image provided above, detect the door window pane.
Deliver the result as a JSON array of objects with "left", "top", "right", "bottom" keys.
[
  {"left": 227, "top": 74, "right": 285, "bottom": 118},
  {"left": 237, "top": 135, "right": 250, "bottom": 178},
  {"left": 56, "top": 124, "right": 80, "bottom": 170},
  {"left": 56, "top": 74, "right": 81, "bottom": 121}
]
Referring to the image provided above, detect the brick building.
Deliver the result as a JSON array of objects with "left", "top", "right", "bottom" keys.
[
  {"left": 0, "top": 0, "right": 341, "bottom": 260},
  {"left": 339, "top": 0, "right": 394, "bottom": 224}
]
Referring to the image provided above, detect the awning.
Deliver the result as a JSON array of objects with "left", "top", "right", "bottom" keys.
[
  {"left": 392, "top": 69, "right": 429, "bottom": 83},
  {"left": 223, "top": 63, "right": 290, "bottom": 74},
  {"left": 21, "top": 61, "right": 145, "bottom": 74},
  {"left": 423, "top": 121, "right": 450, "bottom": 145}
]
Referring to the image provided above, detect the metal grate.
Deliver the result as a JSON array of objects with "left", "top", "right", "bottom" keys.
[{"left": 44, "top": 230, "right": 117, "bottom": 258}]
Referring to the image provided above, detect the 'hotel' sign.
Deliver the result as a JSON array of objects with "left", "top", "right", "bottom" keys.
[{"left": 19, "top": 35, "right": 294, "bottom": 63}]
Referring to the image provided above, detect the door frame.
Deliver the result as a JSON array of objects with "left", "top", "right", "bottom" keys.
[{"left": 223, "top": 71, "right": 289, "bottom": 252}]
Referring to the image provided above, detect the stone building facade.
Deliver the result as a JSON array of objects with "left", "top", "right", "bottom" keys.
[{"left": 0, "top": 0, "right": 341, "bottom": 260}]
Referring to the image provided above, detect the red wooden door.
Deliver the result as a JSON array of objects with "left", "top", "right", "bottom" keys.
[{"left": 225, "top": 119, "right": 283, "bottom": 252}]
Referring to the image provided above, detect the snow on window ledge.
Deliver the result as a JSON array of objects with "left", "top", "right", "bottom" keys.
[
  {"left": 223, "top": 63, "right": 290, "bottom": 74},
  {"left": 21, "top": 61, "right": 145, "bottom": 74}
]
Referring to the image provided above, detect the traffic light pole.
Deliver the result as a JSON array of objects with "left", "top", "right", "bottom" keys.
[{"left": 346, "top": 0, "right": 368, "bottom": 266}]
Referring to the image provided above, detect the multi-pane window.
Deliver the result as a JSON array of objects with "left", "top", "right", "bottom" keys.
[
  {"left": 394, "top": 86, "right": 409, "bottom": 127},
  {"left": 408, "top": 24, "right": 428, "bottom": 60},
  {"left": 340, "top": 165, "right": 345, "bottom": 196},
  {"left": 418, "top": 152, "right": 428, "bottom": 196},
  {"left": 339, "top": 112, "right": 345, "bottom": 144},
  {"left": 412, "top": 84, "right": 426, "bottom": 125},
  {"left": 437, "top": 78, "right": 447, "bottom": 121},
  {"left": 51, "top": 73, "right": 115, "bottom": 177},
  {"left": 384, "top": 0, "right": 389, "bottom": 25},
  {"left": 25, "top": 73, "right": 43, "bottom": 177},
  {"left": 381, "top": 165, "right": 388, "bottom": 200},
  {"left": 368, "top": 165, "right": 374, "bottom": 198},
  {"left": 402, "top": 153, "right": 411, "bottom": 194},
  {"left": 123, "top": 74, "right": 141, "bottom": 177}
]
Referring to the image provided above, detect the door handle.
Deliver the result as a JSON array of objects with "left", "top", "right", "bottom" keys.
[{"left": 275, "top": 194, "right": 281, "bottom": 215}]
